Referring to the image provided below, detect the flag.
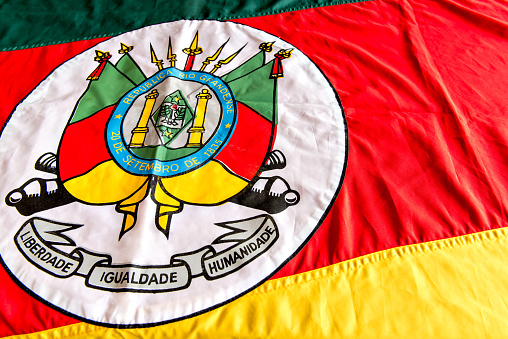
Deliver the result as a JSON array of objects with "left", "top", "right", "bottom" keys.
[{"left": 1, "top": 0, "right": 508, "bottom": 338}]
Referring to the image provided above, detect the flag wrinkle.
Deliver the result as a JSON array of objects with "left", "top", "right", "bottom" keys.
[
  {"left": 403, "top": 0, "right": 508, "bottom": 214},
  {"left": 436, "top": 0, "right": 508, "bottom": 38},
  {"left": 399, "top": 0, "right": 463, "bottom": 118},
  {"left": 252, "top": 226, "right": 508, "bottom": 295}
]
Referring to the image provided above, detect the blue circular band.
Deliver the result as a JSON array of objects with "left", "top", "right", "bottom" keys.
[{"left": 106, "top": 68, "right": 237, "bottom": 177}]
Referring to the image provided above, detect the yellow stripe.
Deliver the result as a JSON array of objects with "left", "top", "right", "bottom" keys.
[{"left": 13, "top": 227, "right": 508, "bottom": 338}]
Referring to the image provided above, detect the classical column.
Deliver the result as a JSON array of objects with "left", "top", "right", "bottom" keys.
[
  {"left": 129, "top": 89, "right": 159, "bottom": 148},
  {"left": 186, "top": 89, "right": 212, "bottom": 147}
]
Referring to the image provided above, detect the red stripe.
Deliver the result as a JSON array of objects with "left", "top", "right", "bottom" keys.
[
  {"left": 232, "top": 0, "right": 508, "bottom": 278},
  {"left": 214, "top": 102, "right": 274, "bottom": 180},
  {"left": 58, "top": 105, "right": 114, "bottom": 182}
]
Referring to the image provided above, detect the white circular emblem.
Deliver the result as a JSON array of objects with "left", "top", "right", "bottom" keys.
[{"left": 0, "top": 20, "right": 347, "bottom": 326}]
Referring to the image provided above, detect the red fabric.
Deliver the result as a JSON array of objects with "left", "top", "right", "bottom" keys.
[
  {"left": 0, "top": 38, "right": 109, "bottom": 336},
  {"left": 214, "top": 102, "right": 274, "bottom": 180},
  {"left": 1, "top": 0, "right": 508, "bottom": 335},
  {"left": 233, "top": 0, "right": 508, "bottom": 279},
  {"left": 58, "top": 105, "right": 115, "bottom": 182}
]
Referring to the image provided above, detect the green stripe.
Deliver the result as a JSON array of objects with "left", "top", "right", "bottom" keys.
[{"left": 0, "top": 0, "right": 370, "bottom": 51}]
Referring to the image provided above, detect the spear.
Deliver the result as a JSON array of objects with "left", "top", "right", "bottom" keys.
[
  {"left": 167, "top": 36, "right": 177, "bottom": 68},
  {"left": 182, "top": 32, "right": 203, "bottom": 71},
  {"left": 200, "top": 39, "right": 229, "bottom": 72},
  {"left": 118, "top": 43, "right": 133, "bottom": 54},
  {"left": 87, "top": 50, "right": 111, "bottom": 81},
  {"left": 270, "top": 49, "right": 294, "bottom": 79},
  {"left": 210, "top": 44, "right": 246, "bottom": 74},
  {"left": 150, "top": 44, "right": 164, "bottom": 71}
]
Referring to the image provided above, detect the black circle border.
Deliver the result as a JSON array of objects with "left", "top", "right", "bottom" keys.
[{"left": 0, "top": 19, "right": 349, "bottom": 329}]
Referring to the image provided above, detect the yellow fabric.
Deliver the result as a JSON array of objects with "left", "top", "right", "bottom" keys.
[
  {"left": 63, "top": 160, "right": 148, "bottom": 204},
  {"left": 152, "top": 179, "right": 182, "bottom": 207},
  {"left": 159, "top": 160, "right": 248, "bottom": 205},
  {"left": 63, "top": 159, "right": 248, "bottom": 206},
  {"left": 13, "top": 227, "right": 508, "bottom": 339}
]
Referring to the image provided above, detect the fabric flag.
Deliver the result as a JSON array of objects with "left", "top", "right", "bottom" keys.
[{"left": 0, "top": 0, "right": 507, "bottom": 338}]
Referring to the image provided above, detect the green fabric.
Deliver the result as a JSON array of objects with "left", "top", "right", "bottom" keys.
[
  {"left": 70, "top": 62, "right": 135, "bottom": 124},
  {"left": 221, "top": 51, "right": 266, "bottom": 83},
  {"left": 115, "top": 53, "right": 147, "bottom": 85},
  {"left": 0, "top": 0, "right": 370, "bottom": 51},
  {"left": 226, "top": 60, "right": 277, "bottom": 124}
]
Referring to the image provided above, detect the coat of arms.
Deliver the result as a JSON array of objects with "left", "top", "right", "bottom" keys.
[{"left": 0, "top": 20, "right": 347, "bottom": 326}]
